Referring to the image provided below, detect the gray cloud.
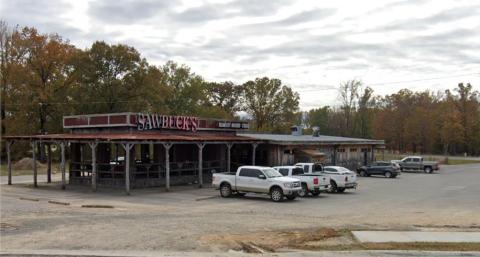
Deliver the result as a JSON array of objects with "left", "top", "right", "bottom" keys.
[
  {"left": 88, "top": 0, "right": 173, "bottom": 24},
  {"left": 172, "top": 0, "right": 293, "bottom": 24},
  {"left": 1, "top": 0, "right": 479, "bottom": 108},
  {"left": 372, "top": 5, "right": 480, "bottom": 32},
  {"left": 0, "top": 0, "right": 83, "bottom": 41}
]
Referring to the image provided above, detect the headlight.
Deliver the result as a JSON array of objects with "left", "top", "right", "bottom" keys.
[{"left": 283, "top": 183, "right": 293, "bottom": 188}]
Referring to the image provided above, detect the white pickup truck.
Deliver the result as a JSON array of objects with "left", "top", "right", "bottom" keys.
[
  {"left": 273, "top": 166, "right": 330, "bottom": 197},
  {"left": 295, "top": 163, "right": 358, "bottom": 193},
  {"left": 212, "top": 166, "right": 302, "bottom": 202}
]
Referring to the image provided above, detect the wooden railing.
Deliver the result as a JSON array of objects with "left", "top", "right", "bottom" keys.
[{"left": 70, "top": 160, "right": 224, "bottom": 180}]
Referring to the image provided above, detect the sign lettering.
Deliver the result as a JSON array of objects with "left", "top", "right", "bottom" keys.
[{"left": 137, "top": 113, "right": 199, "bottom": 132}]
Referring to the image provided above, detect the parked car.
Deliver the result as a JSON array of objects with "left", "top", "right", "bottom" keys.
[
  {"left": 212, "top": 166, "right": 302, "bottom": 202},
  {"left": 391, "top": 156, "right": 439, "bottom": 173},
  {"left": 357, "top": 161, "right": 401, "bottom": 178},
  {"left": 273, "top": 166, "right": 330, "bottom": 197},
  {"left": 295, "top": 163, "right": 358, "bottom": 193}
]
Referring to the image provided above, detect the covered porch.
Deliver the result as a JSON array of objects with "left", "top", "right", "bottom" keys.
[{"left": 4, "top": 133, "right": 262, "bottom": 194}]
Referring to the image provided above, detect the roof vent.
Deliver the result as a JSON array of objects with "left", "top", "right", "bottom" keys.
[
  {"left": 291, "top": 125, "right": 303, "bottom": 136},
  {"left": 312, "top": 126, "right": 320, "bottom": 137}
]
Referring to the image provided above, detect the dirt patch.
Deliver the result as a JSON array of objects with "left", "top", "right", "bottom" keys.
[
  {"left": 200, "top": 228, "right": 346, "bottom": 252},
  {"left": 13, "top": 157, "right": 47, "bottom": 170},
  {"left": 0, "top": 223, "right": 19, "bottom": 232}
]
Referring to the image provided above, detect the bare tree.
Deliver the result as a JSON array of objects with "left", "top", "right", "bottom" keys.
[{"left": 338, "top": 80, "right": 361, "bottom": 136}]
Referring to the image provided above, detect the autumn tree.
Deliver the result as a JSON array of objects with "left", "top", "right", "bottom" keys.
[
  {"left": 454, "top": 83, "right": 479, "bottom": 154},
  {"left": 72, "top": 41, "right": 157, "bottom": 114},
  {"left": 204, "top": 81, "right": 242, "bottom": 118},
  {"left": 356, "top": 86, "right": 374, "bottom": 138},
  {"left": 306, "top": 106, "right": 331, "bottom": 135},
  {"left": 242, "top": 77, "right": 300, "bottom": 132},
  {"left": 0, "top": 21, "right": 19, "bottom": 138},
  {"left": 436, "top": 90, "right": 463, "bottom": 154},
  {"left": 158, "top": 61, "right": 209, "bottom": 116}
]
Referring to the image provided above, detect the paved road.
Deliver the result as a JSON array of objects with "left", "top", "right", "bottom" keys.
[{"left": 1, "top": 164, "right": 479, "bottom": 253}]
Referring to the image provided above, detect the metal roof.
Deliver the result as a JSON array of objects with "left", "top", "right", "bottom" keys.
[
  {"left": 238, "top": 133, "right": 384, "bottom": 145},
  {"left": 3, "top": 133, "right": 261, "bottom": 143}
]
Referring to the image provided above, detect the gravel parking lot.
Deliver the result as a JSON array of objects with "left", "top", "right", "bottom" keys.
[{"left": 1, "top": 164, "right": 479, "bottom": 252}]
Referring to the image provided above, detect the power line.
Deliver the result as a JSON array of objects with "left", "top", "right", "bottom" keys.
[
  {"left": 2, "top": 73, "right": 478, "bottom": 106},
  {"left": 2, "top": 99, "right": 147, "bottom": 107},
  {"left": 296, "top": 72, "right": 480, "bottom": 92},
  {"left": 368, "top": 73, "right": 479, "bottom": 86}
]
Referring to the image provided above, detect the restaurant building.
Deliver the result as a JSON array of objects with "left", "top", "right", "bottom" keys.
[{"left": 4, "top": 113, "right": 384, "bottom": 193}]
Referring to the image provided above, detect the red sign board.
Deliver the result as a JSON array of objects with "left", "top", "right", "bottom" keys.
[{"left": 63, "top": 112, "right": 249, "bottom": 132}]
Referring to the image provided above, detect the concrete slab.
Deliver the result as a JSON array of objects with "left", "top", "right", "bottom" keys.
[{"left": 352, "top": 231, "right": 480, "bottom": 243}]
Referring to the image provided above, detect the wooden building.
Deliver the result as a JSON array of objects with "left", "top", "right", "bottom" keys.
[{"left": 3, "top": 113, "right": 384, "bottom": 194}]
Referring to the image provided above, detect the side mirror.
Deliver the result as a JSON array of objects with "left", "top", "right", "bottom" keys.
[{"left": 258, "top": 174, "right": 266, "bottom": 179}]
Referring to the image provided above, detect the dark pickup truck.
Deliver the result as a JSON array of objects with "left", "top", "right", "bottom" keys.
[{"left": 357, "top": 161, "right": 401, "bottom": 178}]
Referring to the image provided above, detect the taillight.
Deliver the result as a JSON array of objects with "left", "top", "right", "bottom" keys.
[
  {"left": 313, "top": 177, "right": 318, "bottom": 185},
  {"left": 345, "top": 176, "right": 348, "bottom": 182}
]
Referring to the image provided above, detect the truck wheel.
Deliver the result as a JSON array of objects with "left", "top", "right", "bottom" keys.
[
  {"left": 359, "top": 170, "right": 366, "bottom": 177},
  {"left": 328, "top": 181, "right": 338, "bottom": 193},
  {"left": 270, "top": 187, "right": 284, "bottom": 202},
  {"left": 286, "top": 194, "right": 297, "bottom": 200},
  {"left": 220, "top": 183, "right": 232, "bottom": 198},
  {"left": 424, "top": 166, "right": 433, "bottom": 173},
  {"left": 385, "top": 171, "right": 392, "bottom": 178},
  {"left": 311, "top": 191, "right": 320, "bottom": 197},
  {"left": 298, "top": 183, "right": 309, "bottom": 197}
]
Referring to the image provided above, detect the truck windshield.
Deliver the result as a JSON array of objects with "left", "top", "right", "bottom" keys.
[
  {"left": 292, "top": 168, "right": 304, "bottom": 175},
  {"left": 313, "top": 164, "right": 323, "bottom": 172},
  {"left": 263, "top": 168, "right": 283, "bottom": 178}
]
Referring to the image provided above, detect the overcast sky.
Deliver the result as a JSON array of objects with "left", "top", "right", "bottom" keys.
[{"left": 1, "top": 0, "right": 479, "bottom": 109}]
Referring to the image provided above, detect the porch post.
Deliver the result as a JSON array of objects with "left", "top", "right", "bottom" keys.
[
  {"left": 47, "top": 143, "right": 52, "bottom": 183},
  {"left": 252, "top": 143, "right": 258, "bottom": 165},
  {"left": 60, "top": 142, "right": 66, "bottom": 190},
  {"left": 163, "top": 143, "right": 172, "bottom": 191},
  {"left": 122, "top": 143, "right": 134, "bottom": 195},
  {"left": 6, "top": 141, "right": 13, "bottom": 185},
  {"left": 32, "top": 141, "right": 37, "bottom": 187},
  {"left": 226, "top": 143, "right": 233, "bottom": 173},
  {"left": 88, "top": 141, "right": 99, "bottom": 191},
  {"left": 197, "top": 143, "right": 205, "bottom": 188}
]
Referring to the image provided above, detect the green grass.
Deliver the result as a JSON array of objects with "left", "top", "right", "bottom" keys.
[
  {"left": 381, "top": 153, "right": 480, "bottom": 165},
  {"left": 443, "top": 159, "right": 480, "bottom": 165}
]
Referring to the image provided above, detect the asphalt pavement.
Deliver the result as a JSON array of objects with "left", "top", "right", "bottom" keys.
[{"left": 1, "top": 164, "right": 479, "bottom": 254}]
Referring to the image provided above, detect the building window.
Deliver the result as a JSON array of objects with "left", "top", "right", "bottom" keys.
[
  {"left": 337, "top": 148, "right": 345, "bottom": 153},
  {"left": 350, "top": 148, "right": 357, "bottom": 152},
  {"left": 361, "top": 148, "right": 372, "bottom": 152}
]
